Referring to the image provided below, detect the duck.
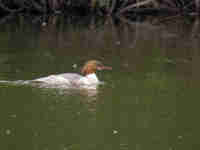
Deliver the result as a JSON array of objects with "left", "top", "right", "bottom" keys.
[{"left": 32, "top": 60, "right": 112, "bottom": 88}]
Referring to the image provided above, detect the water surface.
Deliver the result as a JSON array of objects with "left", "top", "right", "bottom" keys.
[{"left": 0, "top": 15, "right": 200, "bottom": 150}]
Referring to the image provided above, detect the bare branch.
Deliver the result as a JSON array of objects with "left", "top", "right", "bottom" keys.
[
  {"left": 118, "top": 0, "right": 157, "bottom": 14},
  {"left": 0, "top": 0, "right": 23, "bottom": 13}
]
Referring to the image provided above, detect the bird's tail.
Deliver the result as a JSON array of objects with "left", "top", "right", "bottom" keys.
[
  {"left": 0, "top": 80, "right": 11, "bottom": 83},
  {"left": 0, "top": 80, "right": 30, "bottom": 85}
]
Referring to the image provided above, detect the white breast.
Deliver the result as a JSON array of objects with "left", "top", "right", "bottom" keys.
[
  {"left": 32, "top": 73, "right": 100, "bottom": 88},
  {"left": 34, "top": 75, "right": 71, "bottom": 84},
  {"left": 78, "top": 73, "right": 99, "bottom": 85}
]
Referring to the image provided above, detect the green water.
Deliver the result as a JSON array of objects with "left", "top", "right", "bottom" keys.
[{"left": 0, "top": 16, "right": 200, "bottom": 150}]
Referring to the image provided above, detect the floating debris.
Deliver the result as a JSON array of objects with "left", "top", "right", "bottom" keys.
[
  {"left": 177, "top": 135, "right": 183, "bottom": 139},
  {"left": 63, "top": 147, "right": 68, "bottom": 150},
  {"left": 9, "top": 114, "right": 17, "bottom": 118},
  {"left": 33, "top": 132, "right": 39, "bottom": 137},
  {"left": 113, "top": 130, "right": 118, "bottom": 134},
  {"left": 72, "top": 64, "right": 77, "bottom": 69},
  {"left": 5, "top": 129, "right": 11, "bottom": 135},
  {"left": 169, "top": 147, "right": 173, "bottom": 150}
]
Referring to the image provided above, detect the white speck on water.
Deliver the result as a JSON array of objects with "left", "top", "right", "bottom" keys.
[
  {"left": 5, "top": 129, "right": 11, "bottom": 135},
  {"left": 135, "top": 96, "right": 139, "bottom": 104},
  {"left": 72, "top": 64, "right": 77, "bottom": 69},
  {"left": 10, "top": 114, "right": 16, "bottom": 118},
  {"left": 48, "top": 106, "right": 55, "bottom": 111},
  {"left": 178, "top": 135, "right": 183, "bottom": 139},
  {"left": 113, "top": 130, "right": 118, "bottom": 134},
  {"left": 43, "top": 147, "right": 49, "bottom": 150},
  {"left": 34, "top": 132, "right": 39, "bottom": 137},
  {"left": 120, "top": 143, "right": 128, "bottom": 146}
]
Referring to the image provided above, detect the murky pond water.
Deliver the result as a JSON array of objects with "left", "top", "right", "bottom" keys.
[{"left": 0, "top": 15, "right": 200, "bottom": 150}]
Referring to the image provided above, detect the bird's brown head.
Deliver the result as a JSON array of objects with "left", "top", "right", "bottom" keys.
[{"left": 81, "top": 60, "right": 112, "bottom": 76}]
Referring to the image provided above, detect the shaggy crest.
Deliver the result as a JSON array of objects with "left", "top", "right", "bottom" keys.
[{"left": 81, "top": 60, "right": 103, "bottom": 75}]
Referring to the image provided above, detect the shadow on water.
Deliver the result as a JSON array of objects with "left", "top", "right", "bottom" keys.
[{"left": 0, "top": 15, "right": 200, "bottom": 150}]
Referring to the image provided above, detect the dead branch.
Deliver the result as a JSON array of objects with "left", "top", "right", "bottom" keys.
[
  {"left": 29, "top": 0, "right": 45, "bottom": 12},
  {"left": 0, "top": 0, "right": 23, "bottom": 13},
  {"left": 118, "top": 0, "right": 157, "bottom": 14}
]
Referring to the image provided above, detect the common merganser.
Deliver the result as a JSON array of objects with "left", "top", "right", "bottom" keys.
[{"left": 32, "top": 60, "right": 112, "bottom": 89}]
